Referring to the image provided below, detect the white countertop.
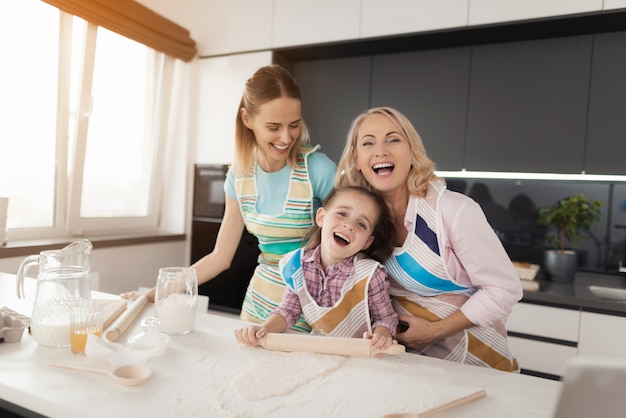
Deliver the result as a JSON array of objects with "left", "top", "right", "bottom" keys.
[{"left": 1, "top": 272, "right": 562, "bottom": 418}]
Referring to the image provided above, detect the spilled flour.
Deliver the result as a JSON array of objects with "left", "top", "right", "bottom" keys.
[{"left": 234, "top": 351, "right": 347, "bottom": 400}]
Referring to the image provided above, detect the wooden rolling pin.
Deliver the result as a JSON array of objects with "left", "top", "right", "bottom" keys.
[{"left": 258, "top": 333, "right": 406, "bottom": 357}]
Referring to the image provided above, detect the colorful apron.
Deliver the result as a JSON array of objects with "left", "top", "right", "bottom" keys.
[
  {"left": 235, "top": 146, "right": 318, "bottom": 332},
  {"left": 280, "top": 249, "right": 378, "bottom": 337},
  {"left": 384, "top": 182, "right": 519, "bottom": 372}
]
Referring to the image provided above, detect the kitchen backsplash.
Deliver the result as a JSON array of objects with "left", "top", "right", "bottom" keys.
[{"left": 444, "top": 178, "right": 626, "bottom": 275}]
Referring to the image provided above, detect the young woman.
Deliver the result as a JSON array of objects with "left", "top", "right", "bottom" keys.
[
  {"left": 335, "top": 107, "right": 522, "bottom": 372},
  {"left": 123, "top": 65, "right": 337, "bottom": 330},
  {"left": 234, "top": 186, "right": 398, "bottom": 350}
]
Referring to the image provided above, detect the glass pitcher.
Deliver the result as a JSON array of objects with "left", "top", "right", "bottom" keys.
[{"left": 16, "top": 239, "right": 93, "bottom": 347}]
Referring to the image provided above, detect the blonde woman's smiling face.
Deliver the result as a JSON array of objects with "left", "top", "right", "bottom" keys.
[
  {"left": 354, "top": 113, "right": 412, "bottom": 195},
  {"left": 241, "top": 97, "right": 302, "bottom": 172}
]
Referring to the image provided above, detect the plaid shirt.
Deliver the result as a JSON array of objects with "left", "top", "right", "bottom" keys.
[{"left": 274, "top": 246, "right": 398, "bottom": 337}]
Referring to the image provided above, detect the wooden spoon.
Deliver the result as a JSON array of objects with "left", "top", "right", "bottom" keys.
[
  {"left": 48, "top": 361, "right": 151, "bottom": 386},
  {"left": 383, "top": 389, "right": 487, "bottom": 418}
]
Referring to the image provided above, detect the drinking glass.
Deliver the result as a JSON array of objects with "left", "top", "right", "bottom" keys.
[
  {"left": 154, "top": 267, "right": 198, "bottom": 335},
  {"left": 70, "top": 304, "right": 104, "bottom": 355}
]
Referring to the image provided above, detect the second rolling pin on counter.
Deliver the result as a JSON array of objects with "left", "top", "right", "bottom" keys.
[
  {"left": 258, "top": 333, "right": 406, "bottom": 357},
  {"left": 105, "top": 294, "right": 148, "bottom": 342}
]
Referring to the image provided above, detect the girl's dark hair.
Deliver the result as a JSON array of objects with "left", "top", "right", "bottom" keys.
[{"left": 304, "top": 186, "right": 396, "bottom": 262}]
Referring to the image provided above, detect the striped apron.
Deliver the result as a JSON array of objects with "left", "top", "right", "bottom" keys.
[
  {"left": 235, "top": 146, "right": 317, "bottom": 332},
  {"left": 385, "top": 182, "right": 519, "bottom": 372},
  {"left": 280, "top": 249, "right": 378, "bottom": 337}
]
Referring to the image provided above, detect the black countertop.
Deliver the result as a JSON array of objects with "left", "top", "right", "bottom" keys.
[{"left": 521, "top": 270, "right": 626, "bottom": 316}]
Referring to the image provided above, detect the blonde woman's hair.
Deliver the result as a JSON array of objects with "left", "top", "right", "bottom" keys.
[
  {"left": 233, "top": 64, "right": 310, "bottom": 176},
  {"left": 334, "top": 107, "right": 440, "bottom": 197}
]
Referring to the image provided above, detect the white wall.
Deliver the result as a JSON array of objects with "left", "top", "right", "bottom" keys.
[
  {"left": 0, "top": 241, "right": 186, "bottom": 295},
  {"left": 195, "top": 51, "right": 273, "bottom": 164}
]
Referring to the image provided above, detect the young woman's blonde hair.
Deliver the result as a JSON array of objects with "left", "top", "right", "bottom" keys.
[
  {"left": 233, "top": 65, "right": 310, "bottom": 176},
  {"left": 334, "top": 107, "right": 440, "bottom": 198}
]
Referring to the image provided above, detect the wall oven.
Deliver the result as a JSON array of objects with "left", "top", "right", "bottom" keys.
[{"left": 191, "top": 164, "right": 259, "bottom": 314}]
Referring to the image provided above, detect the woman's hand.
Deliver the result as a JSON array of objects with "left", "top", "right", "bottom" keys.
[
  {"left": 396, "top": 314, "right": 443, "bottom": 351},
  {"left": 120, "top": 287, "right": 156, "bottom": 303},
  {"left": 396, "top": 311, "right": 473, "bottom": 351},
  {"left": 234, "top": 326, "right": 267, "bottom": 346}
]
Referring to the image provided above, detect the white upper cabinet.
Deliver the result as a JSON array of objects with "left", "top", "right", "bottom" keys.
[
  {"left": 184, "top": 0, "right": 626, "bottom": 57},
  {"left": 361, "top": 0, "right": 468, "bottom": 38},
  {"left": 468, "top": 0, "right": 603, "bottom": 25},
  {"left": 195, "top": 0, "right": 274, "bottom": 56},
  {"left": 272, "top": 0, "right": 360, "bottom": 48},
  {"left": 605, "top": 0, "right": 626, "bottom": 9},
  {"left": 195, "top": 52, "right": 273, "bottom": 164}
]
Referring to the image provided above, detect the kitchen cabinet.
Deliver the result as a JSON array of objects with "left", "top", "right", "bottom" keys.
[
  {"left": 272, "top": 0, "right": 360, "bottom": 48},
  {"left": 191, "top": 220, "right": 259, "bottom": 314},
  {"left": 195, "top": 0, "right": 273, "bottom": 56},
  {"left": 370, "top": 47, "right": 470, "bottom": 171},
  {"left": 584, "top": 31, "right": 626, "bottom": 175},
  {"left": 193, "top": 0, "right": 611, "bottom": 57},
  {"left": 578, "top": 311, "right": 626, "bottom": 357},
  {"left": 508, "top": 298, "right": 626, "bottom": 379},
  {"left": 508, "top": 336, "right": 578, "bottom": 377},
  {"left": 360, "top": 0, "right": 468, "bottom": 38},
  {"left": 507, "top": 302, "right": 580, "bottom": 378},
  {"left": 465, "top": 35, "right": 592, "bottom": 173},
  {"left": 293, "top": 56, "right": 372, "bottom": 164},
  {"left": 195, "top": 52, "right": 272, "bottom": 164},
  {"left": 289, "top": 34, "right": 613, "bottom": 175},
  {"left": 605, "top": 0, "right": 626, "bottom": 10},
  {"left": 468, "top": 0, "right": 603, "bottom": 26}
]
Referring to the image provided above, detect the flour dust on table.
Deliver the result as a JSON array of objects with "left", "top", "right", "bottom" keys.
[{"left": 234, "top": 350, "right": 347, "bottom": 400}]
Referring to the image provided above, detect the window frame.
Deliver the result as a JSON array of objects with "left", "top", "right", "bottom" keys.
[{"left": 6, "top": 7, "right": 175, "bottom": 241}]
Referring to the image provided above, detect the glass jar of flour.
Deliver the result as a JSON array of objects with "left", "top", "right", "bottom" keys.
[{"left": 154, "top": 267, "right": 198, "bottom": 335}]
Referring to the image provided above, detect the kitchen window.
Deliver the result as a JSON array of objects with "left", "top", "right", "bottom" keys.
[{"left": 0, "top": 0, "right": 174, "bottom": 241}]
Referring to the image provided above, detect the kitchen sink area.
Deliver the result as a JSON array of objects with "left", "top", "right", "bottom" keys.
[
  {"left": 521, "top": 270, "right": 626, "bottom": 315},
  {"left": 587, "top": 285, "right": 626, "bottom": 303}
]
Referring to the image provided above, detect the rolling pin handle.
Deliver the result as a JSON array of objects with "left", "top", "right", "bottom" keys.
[{"left": 372, "top": 343, "right": 406, "bottom": 357}]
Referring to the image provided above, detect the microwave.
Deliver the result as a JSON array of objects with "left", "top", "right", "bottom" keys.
[{"left": 193, "top": 164, "right": 230, "bottom": 219}]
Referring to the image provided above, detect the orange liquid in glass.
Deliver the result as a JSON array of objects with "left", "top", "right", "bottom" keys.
[{"left": 70, "top": 329, "right": 103, "bottom": 354}]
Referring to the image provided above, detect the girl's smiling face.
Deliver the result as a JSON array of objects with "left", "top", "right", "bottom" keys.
[
  {"left": 241, "top": 97, "right": 302, "bottom": 173},
  {"left": 315, "top": 189, "right": 378, "bottom": 268},
  {"left": 354, "top": 113, "right": 412, "bottom": 195}
]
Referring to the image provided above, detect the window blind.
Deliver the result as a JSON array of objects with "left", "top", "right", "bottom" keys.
[{"left": 42, "top": 0, "right": 197, "bottom": 62}]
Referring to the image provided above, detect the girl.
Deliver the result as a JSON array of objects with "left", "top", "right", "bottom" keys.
[{"left": 234, "top": 186, "right": 399, "bottom": 350}]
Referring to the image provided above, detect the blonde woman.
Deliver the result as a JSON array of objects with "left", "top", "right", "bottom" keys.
[
  {"left": 336, "top": 107, "right": 522, "bottom": 372},
  {"left": 123, "top": 65, "right": 336, "bottom": 331}
]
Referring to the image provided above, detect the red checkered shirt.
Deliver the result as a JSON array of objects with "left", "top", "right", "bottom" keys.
[{"left": 273, "top": 246, "right": 398, "bottom": 337}]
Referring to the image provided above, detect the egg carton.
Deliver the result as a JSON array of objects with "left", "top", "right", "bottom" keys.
[{"left": 0, "top": 306, "right": 30, "bottom": 343}]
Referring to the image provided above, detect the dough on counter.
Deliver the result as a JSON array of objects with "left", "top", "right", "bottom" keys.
[{"left": 234, "top": 351, "right": 346, "bottom": 400}]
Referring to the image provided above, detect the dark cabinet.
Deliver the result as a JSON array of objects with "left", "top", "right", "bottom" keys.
[
  {"left": 191, "top": 220, "right": 259, "bottom": 314},
  {"left": 191, "top": 164, "right": 259, "bottom": 314},
  {"left": 370, "top": 48, "right": 470, "bottom": 171},
  {"left": 289, "top": 31, "right": 626, "bottom": 176},
  {"left": 465, "top": 36, "right": 592, "bottom": 173},
  {"left": 585, "top": 31, "right": 626, "bottom": 175},
  {"left": 293, "top": 56, "right": 371, "bottom": 163}
]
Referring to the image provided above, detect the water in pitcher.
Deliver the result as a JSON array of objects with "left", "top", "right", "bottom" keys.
[{"left": 17, "top": 240, "right": 92, "bottom": 348}]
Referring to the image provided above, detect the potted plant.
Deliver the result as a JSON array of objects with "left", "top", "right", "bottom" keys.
[{"left": 538, "top": 194, "right": 602, "bottom": 282}]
